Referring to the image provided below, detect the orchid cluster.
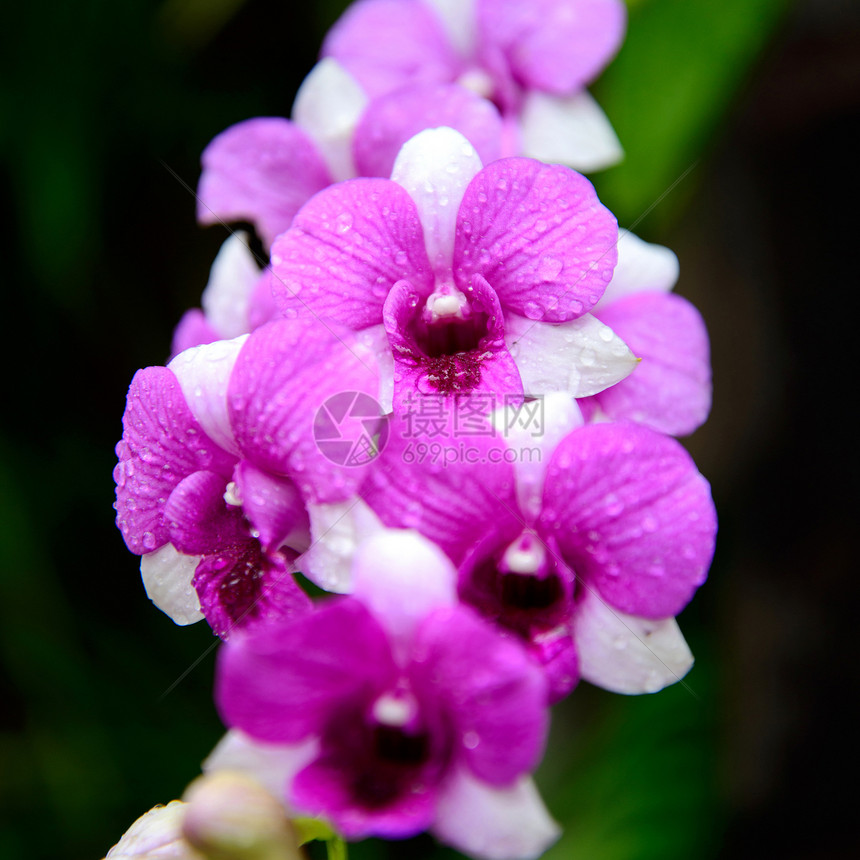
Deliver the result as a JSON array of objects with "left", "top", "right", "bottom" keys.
[{"left": 110, "top": 2, "right": 716, "bottom": 859}]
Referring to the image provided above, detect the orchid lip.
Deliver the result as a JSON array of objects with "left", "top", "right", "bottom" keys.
[{"left": 412, "top": 287, "right": 488, "bottom": 359}]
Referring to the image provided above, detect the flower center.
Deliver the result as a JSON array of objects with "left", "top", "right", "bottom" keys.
[{"left": 413, "top": 287, "right": 488, "bottom": 358}]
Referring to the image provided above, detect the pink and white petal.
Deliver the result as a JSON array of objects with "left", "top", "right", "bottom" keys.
[
  {"left": 595, "top": 230, "right": 679, "bottom": 309},
  {"left": 434, "top": 768, "right": 560, "bottom": 860},
  {"left": 270, "top": 178, "right": 433, "bottom": 329},
  {"left": 391, "top": 127, "right": 484, "bottom": 273},
  {"left": 203, "top": 729, "right": 318, "bottom": 811},
  {"left": 200, "top": 233, "right": 260, "bottom": 339},
  {"left": 505, "top": 312, "right": 636, "bottom": 397},
  {"left": 194, "top": 547, "right": 311, "bottom": 639},
  {"left": 455, "top": 159, "right": 618, "bottom": 321},
  {"left": 519, "top": 90, "right": 622, "bottom": 172},
  {"left": 361, "top": 412, "right": 523, "bottom": 565},
  {"left": 593, "top": 291, "right": 712, "bottom": 436},
  {"left": 491, "top": 393, "right": 583, "bottom": 521},
  {"left": 216, "top": 598, "right": 397, "bottom": 744},
  {"left": 164, "top": 470, "right": 245, "bottom": 555},
  {"left": 168, "top": 336, "right": 248, "bottom": 457},
  {"left": 354, "top": 83, "right": 502, "bottom": 180},
  {"left": 322, "top": 0, "right": 461, "bottom": 98},
  {"left": 228, "top": 319, "right": 383, "bottom": 503},
  {"left": 478, "top": 0, "right": 626, "bottom": 93},
  {"left": 233, "top": 462, "right": 309, "bottom": 554},
  {"left": 291, "top": 59, "right": 368, "bottom": 182},
  {"left": 299, "top": 497, "right": 385, "bottom": 593},
  {"left": 425, "top": 0, "right": 477, "bottom": 56},
  {"left": 353, "top": 529, "right": 457, "bottom": 654},
  {"left": 531, "top": 623, "right": 579, "bottom": 704},
  {"left": 197, "top": 118, "right": 332, "bottom": 249},
  {"left": 572, "top": 586, "right": 693, "bottom": 694},
  {"left": 540, "top": 422, "right": 717, "bottom": 619},
  {"left": 140, "top": 543, "right": 204, "bottom": 626},
  {"left": 170, "top": 309, "right": 220, "bottom": 359},
  {"left": 114, "top": 367, "right": 236, "bottom": 555},
  {"left": 412, "top": 606, "right": 548, "bottom": 784}
]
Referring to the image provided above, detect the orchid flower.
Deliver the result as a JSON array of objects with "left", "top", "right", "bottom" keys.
[
  {"left": 270, "top": 126, "right": 635, "bottom": 409},
  {"left": 360, "top": 395, "right": 717, "bottom": 700},
  {"left": 324, "top": 0, "right": 626, "bottom": 171},
  {"left": 114, "top": 319, "right": 383, "bottom": 635},
  {"left": 213, "top": 529, "right": 559, "bottom": 859},
  {"left": 197, "top": 59, "right": 505, "bottom": 249}
]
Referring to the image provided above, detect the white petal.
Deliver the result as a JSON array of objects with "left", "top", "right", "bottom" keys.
[
  {"left": 106, "top": 801, "right": 189, "bottom": 858},
  {"left": 595, "top": 229, "right": 679, "bottom": 309},
  {"left": 424, "top": 0, "right": 476, "bottom": 55},
  {"left": 140, "top": 544, "right": 203, "bottom": 626},
  {"left": 391, "top": 127, "right": 483, "bottom": 273},
  {"left": 292, "top": 58, "right": 367, "bottom": 182},
  {"left": 203, "top": 730, "right": 317, "bottom": 812},
  {"left": 492, "top": 393, "right": 583, "bottom": 521},
  {"left": 505, "top": 312, "right": 637, "bottom": 397},
  {"left": 298, "top": 497, "right": 385, "bottom": 593},
  {"left": 573, "top": 587, "right": 694, "bottom": 695},
  {"left": 519, "top": 90, "right": 622, "bottom": 173},
  {"left": 168, "top": 334, "right": 248, "bottom": 456},
  {"left": 434, "top": 769, "right": 560, "bottom": 860},
  {"left": 200, "top": 232, "right": 260, "bottom": 339},
  {"left": 352, "top": 529, "right": 457, "bottom": 648}
]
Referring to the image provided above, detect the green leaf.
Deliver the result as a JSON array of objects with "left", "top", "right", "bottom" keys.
[
  {"left": 292, "top": 818, "right": 336, "bottom": 846},
  {"left": 592, "top": 0, "right": 792, "bottom": 231}
]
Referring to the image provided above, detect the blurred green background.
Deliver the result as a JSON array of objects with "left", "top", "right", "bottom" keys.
[{"left": 1, "top": 0, "right": 858, "bottom": 857}]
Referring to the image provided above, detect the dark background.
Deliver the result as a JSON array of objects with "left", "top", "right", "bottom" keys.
[{"left": 1, "top": 1, "right": 858, "bottom": 857}]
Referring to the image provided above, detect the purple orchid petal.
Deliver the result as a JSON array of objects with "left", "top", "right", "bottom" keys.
[
  {"left": 477, "top": 0, "right": 626, "bottom": 94},
  {"left": 216, "top": 598, "right": 398, "bottom": 743},
  {"left": 411, "top": 605, "right": 548, "bottom": 785},
  {"left": 291, "top": 58, "right": 368, "bottom": 182},
  {"left": 228, "top": 318, "right": 383, "bottom": 503},
  {"left": 519, "top": 89, "right": 623, "bottom": 171},
  {"left": 247, "top": 269, "right": 280, "bottom": 331},
  {"left": 291, "top": 753, "right": 439, "bottom": 839},
  {"left": 361, "top": 411, "right": 523, "bottom": 565},
  {"left": 139, "top": 543, "right": 204, "bottom": 626},
  {"left": 170, "top": 309, "right": 220, "bottom": 358},
  {"left": 270, "top": 178, "right": 432, "bottom": 329},
  {"left": 434, "top": 768, "right": 560, "bottom": 860},
  {"left": 322, "top": 0, "right": 461, "bottom": 98},
  {"left": 572, "top": 586, "right": 693, "bottom": 695},
  {"left": 233, "top": 461, "right": 309, "bottom": 553},
  {"left": 454, "top": 158, "right": 618, "bottom": 321},
  {"left": 195, "top": 545, "right": 311, "bottom": 639},
  {"left": 164, "top": 470, "right": 246, "bottom": 555},
  {"left": 197, "top": 118, "right": 332, "bottom": 249},
  {"left": 354, "top": 83, "right": 503, "bottom": 179},
  {"left": 114, "top": 367, "right": 236, "bottom": 555},
  {"left": 539, "top": 422, "right": 717, "bottom": 619},
  {"left": 391, "top": 127, "right": 484, "bottom": 273},
  {"left": 383, "top": 275, "right": 523, "bottom": 406},
  {"left": 591, "top": 291, "right": 712, "bottom": 436},
  {"left": 531, "top": 622, "right": 579, "bottom": 704}
]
